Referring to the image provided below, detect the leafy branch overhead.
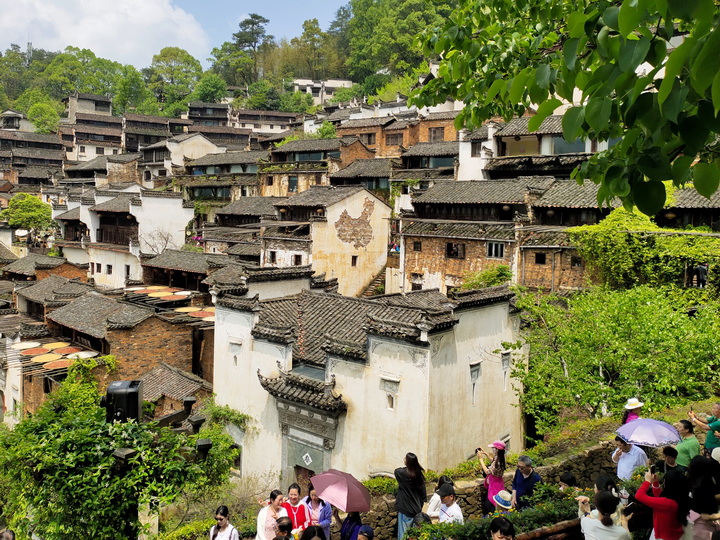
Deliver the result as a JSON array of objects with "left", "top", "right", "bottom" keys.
[{"left": 410, "top": 0, "right": 720, "bottom": 215}]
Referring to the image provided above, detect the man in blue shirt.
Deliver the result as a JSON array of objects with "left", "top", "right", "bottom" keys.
[{"left": 511, "top": 455, "right": 542, "bottom": 509}]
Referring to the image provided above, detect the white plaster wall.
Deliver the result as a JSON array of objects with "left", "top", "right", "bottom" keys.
[
  {"left": 169, "top": 136, "right": 222, "bottom": 166},
  {"left": 60, "top": 245, "right": 89, "bottom": 265},
  {"left": 457, "top": 125, "right": 500, "bottom": 181},
  {"left": 329, "top": 337, "right": 431, "bottom": 479},
  {"left": 213, "top": 305, "right": 291, "bottom": 477},
  {"left": 427, "top": 303, "right": 524, "bottom": 467},
  {"left": 134, "top": 197, "right": 194, "bottom": 253},
  {"left": 246, "top": 278, "right": 311, "bottom": 300},
  {"left": 2, "top": 335, "right": 24, "bottom": 427},
  {"left": 312, "top": 191, "right": 391, "bottom": 297},
  {"left": 88, "top": 248, "right": 140, "bottom": 289}
]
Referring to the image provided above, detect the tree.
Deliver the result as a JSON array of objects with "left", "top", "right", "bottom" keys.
[
  {"left": 317, "top": 121, "right": 337, "bottom": 138},
  {"left": 325, "top": 4, "right": 353, "bottom": 78},
  {"left": 27, "top": 102, "right": 60, "bottom": 133},
  {"left": 209, "top": 42, "right": 254, "bottom": 87},
  {"left": 40, "top": 47, "right": 123, "bottom": 99},
  {"left": 193, "top": 72, "right": 228, "bottom": 103},
  {"left": 0, "top": 193, "right": 53, "bottom": 230},
  {"left": 244, "top": 79, "right": 280, "bottom": 110},
  {"left": 233, "top": 14, "right": 274, "bottom": 83},
  {"left": 515, "top": 286, "right": 720, "bottom": 433},
  {"left": 0, "top": 358, "right": 237, "bottom": 539},
  {"left": 12, "top": 87, "right": 63, "bottom": 116},
  {"left": 411, "top": 0, "right": 720, "bottom": 216},
  {"left": 114, "top": 65, "right": 153, "bottom": 114},
  {"left": 146, "top": 47, "right": 202, "bottom": 107},
  {"left": 460, "top": 265, "right": 513, "bottom": 289},
  {"left": 291, "top": 19, "right": 327, "bottom": 80},
  {"left": 278, "top": 90, "right": 314, "bottom": 113}
]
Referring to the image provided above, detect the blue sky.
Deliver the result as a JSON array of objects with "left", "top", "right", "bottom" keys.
[{"left": 0, "top": 0, "right": 347, "bottom": 69}]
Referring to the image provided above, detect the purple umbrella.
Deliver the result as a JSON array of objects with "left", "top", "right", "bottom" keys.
[
  {"left": 310, "top": 469, "right": 371, "bottom": 512},
  {"left": 616, "top": 418, "right": 681, "bottom": 447}
]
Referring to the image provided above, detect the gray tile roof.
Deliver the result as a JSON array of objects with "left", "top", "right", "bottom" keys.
[
  {"left": 189, "top": 101, "right": 230, "bottom": 109},
  {"left": 216, "top": 197, "right": 285, "bottom": 217},
  {"left": 0, "top": 242, "right": 17, "bottom": 263},
  {"left": 330, "top": 158, "right": 396, "bottom": 179},
  {"left": 3, "top": 253, "right": 66, "bottom": 276},
  {"left": 141, "top": 362, "right": 212, "bottom": 402},
  {"left": 520, "top": 230, "right": 574, "bottom": 247},
  {"left": 46, "top": 293, "right": 154, "bottom": 338},
  {"left": 402, "top": 221, "right": 516, "bottom": 241},
  {"left": 73, "top": 125, "right": 122, "bottom": 137},
  {"left": 484, "top": 153, "right": 591, "bottom": 172},
  {"left": 272, "top": 137, "right": 358, "bottom": 153},
  {"left": 187, "top": 150, "right": 269, "bottom": 167},
  {"left": 423, "top": 110, "right": 461, "bottom": 121},
  {"left": 276, "top": 185, "right": 365, "bottom": 208},
  {"left": 18, "top": 166, "right": 62, "bottom": 179},
  {"left": 412, "top": 178, "right": 555, "bottom": 205},
  {"left": 338, "top": 117, "right": 395, "bottom": 129},
  {"left": 10, "top": 147, "right": 66, "bottom": 160},
  {"left": 669, "top": 188, "right": 720, "bottom": 208},
  {"left": 89, "top": 196, "right": 132, "bottom": 213},
  {"left": 384, "top": 119, "right": 418, "bottom": 131},
  {"left": 232, "top": 289, "right": 459, "bottom": 366},
  {"left": 226, "top": 242, "right": 261, "bottom": 257},
  {"left": 75, "top": 113, "right": 122, "bottom": 124},
  {"left": 16, "top": 275, "right": 92, "bottom": 304},
  {"left": 141, "top": 249, "right": 229, "bottom": 274},
  {"left": 55, "top": 207, "right": 81, "bottom": 220},
  {"left": 495, "top": 115, "right": 564, "bottom": 137},
  {"left": 200, "top": 227, "right": 257, "bottom": 242},
  {"left": 0, "top": 130, "right": 63, "bottom": 144},
  {"left": 323, "top": 107, "right": 360, "bottom": 122},
  {"left": 402, "top": 141, "right": 459, "bottom": 157},
  {"left": 65, "top": 156, "right": 107, "bottom": 171},
  {"left": 533, "top": 180, "right": 620, "bottom": 208},
  {"left": 258, "top": 370, "right": 347, "bottom": 412}
]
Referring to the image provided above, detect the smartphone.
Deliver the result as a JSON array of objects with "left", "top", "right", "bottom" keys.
[
  {"left": 650, "top": 465, "right": 656, "bottom": 475},
  {"left": 623, "top": 502, "right": 636, "bottom": 516}
]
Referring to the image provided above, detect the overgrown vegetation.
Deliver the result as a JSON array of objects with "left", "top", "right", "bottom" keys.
[
  {"left": 514, "top": 286, "right": 719, "bottom": 434},
  {"left": 460, "top": 265, "right": 512, "bottom": 289},
  {"left": 0, "top": 358, "right": 237, "bottom": 539}
]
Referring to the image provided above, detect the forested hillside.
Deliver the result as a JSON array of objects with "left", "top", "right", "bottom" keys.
[{"left": 0, "top": 0, "right": 456, "bottom": 130}]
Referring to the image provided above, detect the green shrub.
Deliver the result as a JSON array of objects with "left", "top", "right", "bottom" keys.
[
  {"left": 362, "top": 476, "right": 398, "bottom": 496},
  {"left": 158, "top": 516, "right": 256, "bottom": 539}
]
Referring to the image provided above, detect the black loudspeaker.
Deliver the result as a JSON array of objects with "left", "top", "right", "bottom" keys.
[{"left": 101, "top": 380, "right": 143, "bottom": 423}]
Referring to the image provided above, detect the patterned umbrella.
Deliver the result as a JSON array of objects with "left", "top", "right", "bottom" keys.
[
  {"left": 310, "top": 469, "right": 371, "bottom": 512},
  {"left": 616, "top": 418, "right": 681, "bottom": 447}
]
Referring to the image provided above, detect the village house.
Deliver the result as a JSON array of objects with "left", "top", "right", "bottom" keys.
[
  {"left": 260, "top": 185, "right": 391, "bottom": 297},
  {"left": 213, "top": 285, "right": 524, "bottom": 482},
  {"left": 139, "top": 133, "right": 223, "bottom": 186},
  {"left": 329, "top": 158, "right": 397, "bottom": 196},
  {"left": 139, "top": 362, "right": 213, "bottom": 417},
  {"left": 62, "top": 92, "right": 112, "bottom": 123},
  {"left": 123, "top": 112, "right": 191, "bottom": 153},
  {"left": 60, "top": 153, "right": 142, "bottom": 190},
  {"left": 517, "top": 229, "right": 585, "bottom": 291},
  {"left": 293, "top": 78, "right": 354, "bottom": 105},
  {"left": 174, "top": 150, "right": 267, "bottom": 219},
  {"left": 232, "top": 109, "right": 303, "bottom": 134},
  {"left": 185, "top": 102, "right": 231, "bottom": 127},
  {"left": 335, "top": 117, "right": 395, "bottom": 155},
  {"left": 187, "top": 124, "right": 254, "bottom": 151},
  {"left": 0, "top": 131, "right": 65, "bottom": 186},
  {"left": 52, "top": 189, "right": 194, "bottom": 289},
  {"left": 1, "top": 110, "right": 35, "bottom": 132},
  {"left": 15, "top": 274, "right": 94, "bottom": 321},
  {"left": 62, "top": 113, "right": 123, "bottom": 162},
  {"left": 457, "top": 122, "right": 503, "bottom": 181},
  {"left": 201, "top": 196, "right": 285, "bottom": 255},
  {"left": 259, "top": 138, "right": 374, "bottom": 197}
]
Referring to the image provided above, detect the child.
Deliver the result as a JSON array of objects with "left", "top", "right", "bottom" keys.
[{"left": 438, "top": 483, "right": 464, "bottom": 524}]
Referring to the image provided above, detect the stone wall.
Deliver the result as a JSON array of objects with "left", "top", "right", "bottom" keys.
[
  {"left": 36, "top": 263, "right": 88, "bottom": 282},
  {"left": 353, "top": 441, "right": 630, "bottom": 539}
]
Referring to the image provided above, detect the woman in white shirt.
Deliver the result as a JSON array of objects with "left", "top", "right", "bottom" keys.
[
  {"left": 579, "top": 491, "right": 631, "bottom": 540},
  {"left": 256, "top": 490, "right": 289, "bottom": 540},
  {"left": 210, "top": 505, "right": 239, "bottom": 540}
]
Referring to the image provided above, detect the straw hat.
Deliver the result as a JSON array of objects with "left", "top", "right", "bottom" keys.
[{"left": 624, "top": 398, "right": 644, "bottom": 410}]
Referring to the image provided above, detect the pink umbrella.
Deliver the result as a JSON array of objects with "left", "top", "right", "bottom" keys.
[{"left": 310, "top": 469, "right": 371, "bottom": 512}]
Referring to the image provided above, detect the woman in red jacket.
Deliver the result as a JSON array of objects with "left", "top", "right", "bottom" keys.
[{"left": 634, "top": 469, "right": 690, "bottom": 540}]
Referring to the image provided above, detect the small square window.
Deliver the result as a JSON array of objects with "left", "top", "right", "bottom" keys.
[
  {"left": 535, "top": 253, "right": 546, "bottom": 265},
  {"left": 125, "top": 264, "right": 131, "bottom": 278},
  {"left": 269, "top": 251, "right": 277, "bottom": 264},
  {"left": 351, "top": 255, "right": 358, "bottom": 267},
  {"left": 446, "top": 242, "right": 466, "bottom": 259},
  {"left": 571, "top": 256, "right": 583, "bottom": 268},
  {"left": 429, "top": 127, "right": 445, "bottom": 142},
  {"left": 106, "top": 264, "right": 112, "bottom": 275},
  {"left": 266, "top": 177, "right": 274, "bottom": 186},
  {"left": 293, "top": 254, "right": 302, "bottom": 266},
  {"left": 96, "top": 147, "right": 105, "bottom": 155},
  {"left": 487, "top": 242, "right": 505, "bottom": 259},
  {"left": 413, "top": 241, "right": 422, "bottom": 251},
  {"left": 79, "top": 145, "right": 86, "bottom": 153},
  {"left": 96, "top": 263, "right": 102, "bottom": 273}
]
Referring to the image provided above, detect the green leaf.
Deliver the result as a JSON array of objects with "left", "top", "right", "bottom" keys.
[
  {"left": 585, "top": 97, "right": 612, "bottom": 132},
  {"left": 568, "top": 12, "right": 588, "bottom": 38},
  {"left": 637, "top": 146, "right": 673, "bottom": 181},
  {"left": 536, "top": 64, "right": 551, "bottom": 89},
  {"left": 671, "top": 155, "right": 694, "bottom": 184},
  {"left": 679, "top": 116, "right": 711, "bottom": 155},
  {"left": 713, "top": 71, "right": 720, "bottom": 115},
  {"left": 668, "top": 0, "right": 701, "bottom": 20},
  {"left": 660, "top": 80, "right": 689, "bottom": 123},
  {"left": 528, "top": 98, "right": 562, "bottom": 131},
  {"left": 658, "top": 37, "right": 694, "bottom": 106},
  {"left": 618, "top": 37, "right": 652, "bottom": 73},
  {"left": 562, "top": 107, "right": 586, "bottom": 142},
  {"left": 484, "top": 78, "right": 506, "bottom": 105},
  {"left": 602, "top": 6, "right": 620, "bottom": 30},
  {"left": 563, "top": 38, "right": 580, "bottom": 70},
  {"left": 618, "top": 0, "right": 640, "bottom": 37},
  {"left": 693, "top": 161, "right": 720, "bottom": 198},
  {"left": 509, "top": 68, "right": 532, "bottom": 103},
  {"left": 633, "top": 180, "right": 667, "bottom": 215},
  {"left": 690, "top": 28, "right": 720, "bottom": 93}
]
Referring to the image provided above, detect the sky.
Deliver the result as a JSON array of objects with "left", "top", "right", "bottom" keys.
[{"left": 0, "top": 0, "right": 347, "bottom": 69}]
